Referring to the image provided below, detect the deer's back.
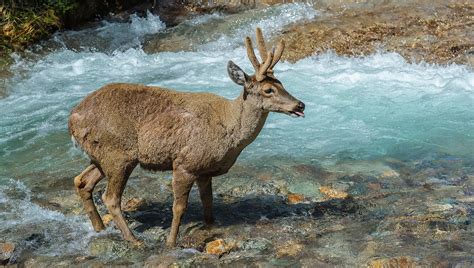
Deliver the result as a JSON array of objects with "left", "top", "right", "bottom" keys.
[{"left": 69, "top": 83, "right": 236, "bottom": 173}]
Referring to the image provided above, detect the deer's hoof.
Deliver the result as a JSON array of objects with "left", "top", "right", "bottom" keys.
[
  {"left": 129, "top": 239, "right": 144, "bottom": 248},
  {"left": 204, "top": 217, "right": 215, "bottom": 226},
  {"left": 166, "top": 239, "right": 176, "bottom": 248}
]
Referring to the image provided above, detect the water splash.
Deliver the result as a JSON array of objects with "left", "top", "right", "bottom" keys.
[{"left": 0, "top": 178, "right": 106, "bottom": 257}]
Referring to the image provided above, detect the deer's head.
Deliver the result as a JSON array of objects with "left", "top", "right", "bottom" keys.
[{"left": 227, "top": 28, "right": 305, "bottom": 118}]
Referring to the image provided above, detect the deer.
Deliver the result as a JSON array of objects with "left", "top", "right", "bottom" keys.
[{"left": 69, "top": 28, "right": 305, "bottom": 247}]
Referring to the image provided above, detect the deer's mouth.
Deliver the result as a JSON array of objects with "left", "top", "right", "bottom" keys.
[{"left": 289, "top": 110, "right": 305, "bottom": 118}]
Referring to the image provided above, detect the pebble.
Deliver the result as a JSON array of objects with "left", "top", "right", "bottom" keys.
[
  {"left": 103, "top": 214, "right": 114, "bottom": 225},
  {"left": 368, "top": 256, "right": 416, "bottom": 268},
  {"left": 0, "top": 242, "right": 15, "bottom": 265},
  {"left": 427, "top": 203, "right": 453, "bottom": 212},
  {"left": 287, "top": 193, "right": 305, "bottom": 204},
  {"left": 319, "top": 186, "right": 349, "bottom": 200},
  {"left": 275, "top": 241, "right": 303, "bottom": 258},
  {"left": 380, "top": 170, "right": 400, "bottom": 178},
  {"left": 368, "top": 182, "right": 382, "bottom": 191},
  {"left": 123, "top": 197, "right": 145, "bottom": 212},
  {"left": 205, "top": 239, "right": 235, "bottom": 255}
]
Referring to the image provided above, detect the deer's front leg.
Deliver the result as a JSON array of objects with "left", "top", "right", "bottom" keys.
[
  {"left": 197, "top": 177, "right": 214, "bottom": 225},
  {"left": 166, "top": 167, "right": 195, "bottom": 247}
]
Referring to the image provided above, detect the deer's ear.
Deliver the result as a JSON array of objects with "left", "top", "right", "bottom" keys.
[{"left": 227, "top": 61, "right": 248, "bottom": 86}]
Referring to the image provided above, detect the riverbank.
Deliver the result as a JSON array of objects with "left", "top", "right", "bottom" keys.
[
  {"left": 280, "top": 1, "right": 473, "bottom": 66},
  {"left": 143, "top": 1, "right": 473, "bottom": 67}
]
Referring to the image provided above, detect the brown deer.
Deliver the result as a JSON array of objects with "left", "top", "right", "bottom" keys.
[{"left": 69, "top": 28, "right": 305, "bottom": 247}]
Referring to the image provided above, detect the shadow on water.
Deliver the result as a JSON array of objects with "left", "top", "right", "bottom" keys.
[{"left": 130, "top": 195, "right": 362, "bottom": 232}]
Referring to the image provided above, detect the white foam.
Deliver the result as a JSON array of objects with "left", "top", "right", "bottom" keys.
[
  {"left": 0, "top": 179, "right": 110, "bottom": 256},
  {"left": 199, "top": 3, "right": 318, "bottom": 51}
]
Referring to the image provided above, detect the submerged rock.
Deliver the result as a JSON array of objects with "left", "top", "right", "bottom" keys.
[
  {"left": 368, "top": 256, "right": 417, "bottom": 268},
  {"left": 319, "top": 186, "right": 349, "bottom": 200}
]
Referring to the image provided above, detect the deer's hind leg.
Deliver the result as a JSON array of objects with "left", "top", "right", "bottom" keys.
[
  {"left": 166, "top": 167, "right": 196, "bottom": 247},
  {"left": 74, "top": 164, "right": 105, "bottom": 231},
  {"left": 101, "top": 157, "right": 140, "bottom": 245},
  {"left": 197, "top": 177, "right": 214, "bottom": 225}
]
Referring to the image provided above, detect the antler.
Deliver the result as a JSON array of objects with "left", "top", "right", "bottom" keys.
[{"left": 245, "top": 27, "right": 285, "bottom": 81}]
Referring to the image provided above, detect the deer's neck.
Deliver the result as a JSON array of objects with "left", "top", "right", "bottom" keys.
[{"left": 230, "top": 92, "right": 269, "bottom": 148}]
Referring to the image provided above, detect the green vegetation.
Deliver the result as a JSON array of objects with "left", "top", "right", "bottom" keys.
[{"left": 0, "top": 0, "right": 75, "bottom": 66}]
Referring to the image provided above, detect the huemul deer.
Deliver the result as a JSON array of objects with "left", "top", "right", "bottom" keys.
[{"left": 69, "top": 28, "right": 305, "bottom": 247}]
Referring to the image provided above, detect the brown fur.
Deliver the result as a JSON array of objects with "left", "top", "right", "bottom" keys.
[{"left": 69, "top": 28, "right": 305, "bottom": 247}]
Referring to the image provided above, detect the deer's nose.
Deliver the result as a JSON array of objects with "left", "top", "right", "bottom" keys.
[{"left": 297, "top": 101, "right": 305, "bottom": 111}]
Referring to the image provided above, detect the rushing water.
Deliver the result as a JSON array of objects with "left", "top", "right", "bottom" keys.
[{"left": 0, "top": 3, "right": 473, "bottom": 262}]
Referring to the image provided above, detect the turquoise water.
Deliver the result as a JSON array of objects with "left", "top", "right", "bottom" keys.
[{"left": 0, "top": 3, "right": 473, "bottom": 259}]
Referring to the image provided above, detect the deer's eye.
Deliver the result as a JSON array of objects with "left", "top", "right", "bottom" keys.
[{"left": 264, "top": 88, "right": 274, "bottom": 94}]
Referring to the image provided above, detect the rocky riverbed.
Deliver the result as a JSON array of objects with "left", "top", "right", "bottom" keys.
[{"left": 2, "top": 155, "right": 472, "bottom": 266}]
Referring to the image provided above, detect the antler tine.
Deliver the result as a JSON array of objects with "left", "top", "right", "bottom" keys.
[
  {"left": 270, "top": 39, "right": 285, "bottom": 70},
  {"left": 255, "top": 27, "right": 267, "bottom": 63},
  {"left": 257, "top": 51, "right": 273, "bottom": 81},
  {"left": 245, "top": 36, "right": 260, "bottom": 73}
]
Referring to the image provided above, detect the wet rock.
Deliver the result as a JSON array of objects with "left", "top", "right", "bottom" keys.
[
  {"left": 239, "top": 238, "right": 271, "bottom": 252},
  {"left": 205, "top": 239, "right": 236, "bottom": 255},
  {"left": 368, "top": 256, "right": 417, "bottom": 268},
  {"left": 287, "top": 193, "right": 305, "bottom": 204},
  {"left": 319, "top": 186, "right": 349, "bottom": 200},
  {"left": 123, "top": 197, "right": 146, "bottom": 212},
  {"left": 292, "top": 164, "right": 332, "bottom": 179},
  {"left": 88, "top": 236, "right": 132, "bottom": 258},
  {"left": 103, "top": 214, "right": 114, "bottom": 225},
  {"left": 368, "top": 182, "right": 382, "bottom": 191},
  {"left": 287, "top": 181, "right": 322, "bottom": 200},
  {"left": 313, "top": 197, "right": 360, "bottom": 217},
  {"left": 380, "top": 170, "right": 400, "bottom": 178},
  {"left": 142, "top": 226, "right": 168, "bottom": 242},
  {"left": 427, "top": 203, "right": 453, "bottom": 213},
  {"left": 275, "top": 240, "right": 303, "bottom": 258},
  {"left": 257, "top": 172, "right": 273, "bottom": 181},
  {"left": 0, "top": 242, "right": 15, "bottom": 265},
  {"left": 145, "top": 254, "right": 179, "bottom": 268}
]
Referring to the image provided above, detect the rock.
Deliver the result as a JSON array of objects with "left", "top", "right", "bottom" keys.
[
  {"left": 368, "top": 182, "right": 382, "bottom": 191},
  {"left": 123, "top": 197, "right": 145, "bottom": 212},
  {"left": 103, "top": 214, "right": 114, "bottom": 225},
  {"left": 319, "top": 186, "right": 349, "bottom": 200},
  {"left": 239, "top": 238, "right": 271, "bottom": 251},
  {"left": 88, "top": 237, "right": 131, "bottom": 258},
  {"left": 287, "top": 181, "right": 322, "bottom": 200},
  {"left": 281, "top": 2, "right": 474, "bottom": 66},
  {"left": 368, "top": 256, "right": 417, "bottom": 268},
  {"left": 427, "top": 203, "right": 453, "bottom": 213},
  {"left": 145, "top": 255, "right": 181, "bottom": 268},
  {"left": 257, "top": 172, "right": 272, "bottom": 181},
  {"left": 380, "top": 170, "right": 400, "bottom": 178},
  {"left": 275, "top": 241, "right": 303, "bottom": 258},
  {"left": 287, "top": 193, "right": 305, "bottom": 204},
  {"left": 0, "top": 242, "right": 15, "bottom": 265},
  {"left": 205, "top": 239, "right": 235, "bottom": 255},
  {"left": 142, "top": 226, "right": 168, "bottom": 242}
]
